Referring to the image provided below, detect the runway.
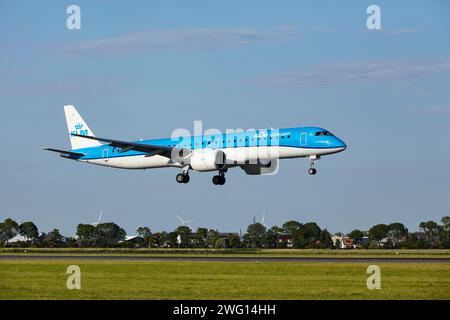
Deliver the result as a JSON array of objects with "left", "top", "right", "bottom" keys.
[{"left": 1, "top": 255, "right": 450, "bottom": 263}]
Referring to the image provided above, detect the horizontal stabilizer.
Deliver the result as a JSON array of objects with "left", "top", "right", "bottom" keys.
[{"left": 42, "top": 148, "right": 85, "bottom": 158}]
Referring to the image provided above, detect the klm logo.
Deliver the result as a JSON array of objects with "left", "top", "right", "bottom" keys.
[{"left": 70, "top": 123, "right": 88, "bottom": 136}]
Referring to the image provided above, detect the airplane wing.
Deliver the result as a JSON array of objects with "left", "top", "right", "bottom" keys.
[
  {"left": 42, "top": 148, "right": 85, "bottom": 158},
  {"left": 71, "top": 134, "right": 190, "bottom": 158}
]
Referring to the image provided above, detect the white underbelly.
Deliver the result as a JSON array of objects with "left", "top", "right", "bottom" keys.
[
  {"left": 80, "top": 146, "right": 341, "bottom": 170},
  {"left": 83, "top": 154, "right": 176, "bottom": 169},
  {"left": 222, "top": 146, "right": 335, "bottom": 163}
]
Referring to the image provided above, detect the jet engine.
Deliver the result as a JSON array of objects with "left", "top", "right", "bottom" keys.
[{"left": 189, "top": 150, "right": 227, "bottom": 172}]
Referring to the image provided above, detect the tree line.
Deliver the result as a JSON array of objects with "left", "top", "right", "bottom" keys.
[{"left": 0, "top": 216, "right": 449, "bottom": 249}]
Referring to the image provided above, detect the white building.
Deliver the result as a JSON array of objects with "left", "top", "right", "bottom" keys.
[{"left": 7, "top": 234, "right": 28, "bottom": 243}]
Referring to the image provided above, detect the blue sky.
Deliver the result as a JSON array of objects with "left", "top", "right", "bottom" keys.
[{"left": 1, "top": 1, "right": 449, "bottom": 236}]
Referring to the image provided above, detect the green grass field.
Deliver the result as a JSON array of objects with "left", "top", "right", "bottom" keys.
[{"left": 1, "top": 259, "right": 450, "bottom": 299}]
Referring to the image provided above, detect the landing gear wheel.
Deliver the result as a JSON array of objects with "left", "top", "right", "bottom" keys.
[
  {"left": 212, "top": 175, "right": 226, "bottom": 185},
  {"left": 308, "top": 168, "right": 317, "bottom": 175},
  {"left": 176, "top": 173, "right": 190, "bottom": 183},
  {"left": 176, "top": 174, "right": 184, "bottom": 183}
]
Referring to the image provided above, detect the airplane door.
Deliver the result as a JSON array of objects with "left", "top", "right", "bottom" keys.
[
  {"left": 300, "top": 132, "right": 307, "bottom": 146},
  {"left": 102, "top": 148, "right": 109, "bottom": 162}
]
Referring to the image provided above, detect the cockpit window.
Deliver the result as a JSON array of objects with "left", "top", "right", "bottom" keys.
[{"left": 315, "top": 131, "right": 333, "bottom": 136}]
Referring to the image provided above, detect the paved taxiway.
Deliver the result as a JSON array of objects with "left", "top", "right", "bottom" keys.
[{"left": 1, "top": 255, "right": 449, "bottom": 263}]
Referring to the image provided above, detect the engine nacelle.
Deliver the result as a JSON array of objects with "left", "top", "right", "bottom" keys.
[
  {"left": 240, "top": 159, "right": 279, "bottom": 175},
  {"left": 189, "top": 150, "right": 227, "bottom": 172}
]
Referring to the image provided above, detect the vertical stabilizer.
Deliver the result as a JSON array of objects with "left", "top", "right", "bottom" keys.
[{"left": 64, "top": 105, "right": 102, "bottom": 150}]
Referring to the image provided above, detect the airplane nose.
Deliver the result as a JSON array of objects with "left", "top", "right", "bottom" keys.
[{"left": 335, "top": 138, "right": 347, "bottom": 150}]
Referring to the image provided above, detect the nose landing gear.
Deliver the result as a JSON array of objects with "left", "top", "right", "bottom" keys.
[{"left": 308, "top": 156, "right": 319, "bottom": 175}]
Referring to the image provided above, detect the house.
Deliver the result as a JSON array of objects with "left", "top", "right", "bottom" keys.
[
  {"left": 412, "top": 231, "right": 439, "bottom": 243},
  {"left": 331, "top": 235, "right": 356, "bottom": 249},
  {"left": 331, "top": 235, "right": 342, "bottom": 247},
  {"left": 360, "top": 236, "right": 369, "bottom": 246},
  {"left": 277, "top": 235, "right": 293, "bottom": 248},
  {"left": 7, "top": 234, "right": 28, "bottom": 243},
  {"left": 413, "top": 232, "right": 428, "bottom": 241},
  {"left": 120, "top": 235, "right": 145, "bottom": 247},
  {"left": 380, "top": 237, "right": 396, "bottom": 247},
  {"left": 341, "top": 238, "right": 356, "bottom": 249}
]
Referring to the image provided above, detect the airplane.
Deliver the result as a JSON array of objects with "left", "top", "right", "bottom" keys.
[{"left": 43, "top": 105, "right": 347, "bottom": 185}]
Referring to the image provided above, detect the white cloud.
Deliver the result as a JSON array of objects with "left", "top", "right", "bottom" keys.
[
  {"left": 0, "top": 75, "right": 125, "bottom": 98},
  {"left": 46, "top": 25, "right": 417, "bottom": 57},
  {"left": 306, "top": 26, "right": 336, "bottom": 33},
  {"left": 251, "top": 59, "right": 450, "bottom": 87},
  {"left": 54, "top": 26, "right": 302, "bottom": 56},
  {"left": 409, "top": 106, "right": 450, "bottom": 116},
  {"left": 386, "top": 28, "right": 417, "bottom": 35}
]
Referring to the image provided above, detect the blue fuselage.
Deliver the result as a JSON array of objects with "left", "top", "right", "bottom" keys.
[{"left": 74, "top": 126, "right": 346, "bottom": 161}]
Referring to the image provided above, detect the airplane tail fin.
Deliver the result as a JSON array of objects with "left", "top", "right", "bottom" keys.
[{"left": 64, "top": 105, "right": 102, "bottom": 150}]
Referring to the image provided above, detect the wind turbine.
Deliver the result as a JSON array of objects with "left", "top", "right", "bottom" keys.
[
  {"left": 176, "top": 214, "right": 194, "bottom": 228},
  {"left": 91, "top": 211, "right": 103, "bottom": 227},
  {"left": 261, "top": 212, "right": 268, "bottom": 228}
]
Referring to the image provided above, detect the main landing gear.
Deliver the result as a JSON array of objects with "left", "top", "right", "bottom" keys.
[
  {"left": 176, "top": 168, "right": 227, "bottom": 185},
  {"left": 308, "top": 156, "right": 319, "bottom": 175},
  {"left": 176, "top": 172, "right": 190, "bottom": 184},
  {"left": 212, "top": 170, "right": 226, "bottom": 185}
]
